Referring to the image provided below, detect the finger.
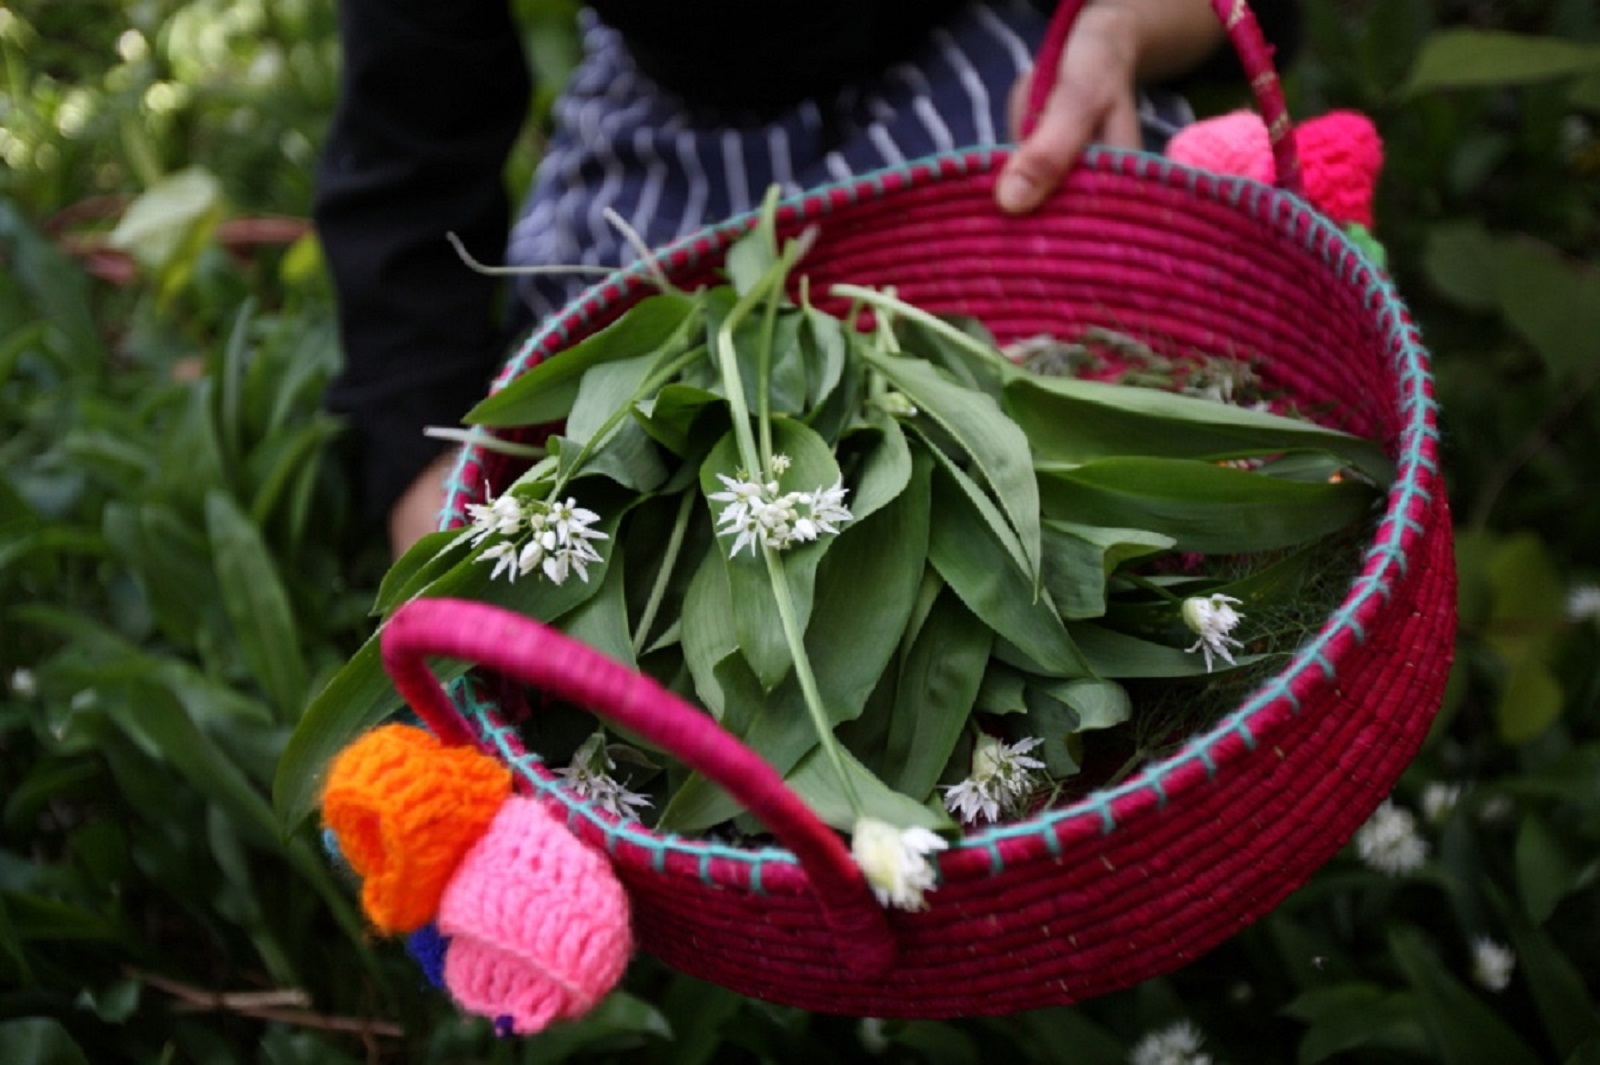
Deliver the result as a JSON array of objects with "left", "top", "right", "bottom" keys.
[
  {"left": 1005, "top": 70, "right": 1032, "bottom": 142},
  {"left": 1103, "top": 97, "right": 1142, "bottom": 153},
  {"left": 996, "top": 85, "right": 1096, "bottom": 214}
]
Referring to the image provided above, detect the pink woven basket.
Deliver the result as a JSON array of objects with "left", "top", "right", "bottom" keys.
[{"left": 395, "top": 0, "right": 1454, "bottom": 1018}]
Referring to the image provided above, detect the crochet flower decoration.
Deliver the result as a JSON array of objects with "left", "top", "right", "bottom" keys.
[{"left": 322, "top": 724, "right": 633, "bottom": 1034}]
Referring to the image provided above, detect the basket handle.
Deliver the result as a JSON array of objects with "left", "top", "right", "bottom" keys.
[
  {"left": 380, "top": 597, "right": 899, "bottom": 977},
  {"left": 1021, "top": 0, "right": 1303, "bottom": 196}
]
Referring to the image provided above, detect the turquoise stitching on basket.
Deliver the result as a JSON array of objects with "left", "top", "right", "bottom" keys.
[
  {"left": 985, "top": 837, "right": 1005, "bottom": 873},
  {"left": 463, "top": 701, "right": 801, "bottom": 880}
]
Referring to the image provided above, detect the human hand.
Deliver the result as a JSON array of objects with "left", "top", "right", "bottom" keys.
[
  {"left": 388, "top": 450, "right": 458, "bottom": 558},
  {"left": 996, "top": 2, "right": 1145, "bottom": 215}
]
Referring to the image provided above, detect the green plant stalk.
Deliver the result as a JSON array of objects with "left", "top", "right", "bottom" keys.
[
  {"left": 832, "top": 282, "right": 1015, "bottom": 374},
  {"left": 756, "top": 264, "right": 782, "bottom": 472},
  {"left": 764, "top": 544, "right": 862, "bottom": 815},
  {"left": 715, "top": 234, "right": 863, "bottom": 819},
  {"left": 632, "top": 488, "right": 695, "bottom": 655},
  {"left": 715, "top": 243, "right": 806, "bottom": 475}
]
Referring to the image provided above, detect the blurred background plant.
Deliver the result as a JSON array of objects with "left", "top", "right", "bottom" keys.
[{"left": 1, "top": 0, "right": 1595, "bottom": 1061}]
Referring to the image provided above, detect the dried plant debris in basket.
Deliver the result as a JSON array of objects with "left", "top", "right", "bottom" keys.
[{"left": 391, "top": 191, "right": 1393, "bottom": 909}]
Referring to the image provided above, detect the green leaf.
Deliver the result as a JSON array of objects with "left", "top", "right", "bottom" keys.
[
  {"left": 680, "top": 548, "right": 739, "bottom": 721},
  {"left": 927, "top": 462, "right": 1089, "bottom": 678},
  {"left": 724, "top": 216, "right": 778, "bottom": 295},
  {"left": 1424, "top": 222, "right": 1499, "bottom": 311},
  {"left": 277, "top": 626, "right": 444, "bottom": 831},
  {"left": 1514, "top": 811, "right": 1596, "bottom": 924},
  {"left": 884, "top": 585, "right": 993, "bottom": 802},
  {"left": 0, "top": 1018, "right": 93, "bottom": 1065},
  {"left": 520, "top": 990, "right": 673, "bottom": 1064},
  {"left": 861, "top": 347, "right": 1042, "bottom": 580},
  {"left": 466, "top": 292, "right": 701, "bottom": 427},
  {"left": 211, "top": 301, "right": 254, "bottom": 471},
  {"left": 1496, "top": 656, "right": 1565, "bottom": 746},
  {"left": 107, "top": 166, "right": 225, "bottom": 272},
  {"left": 785, "top": 742, "right": 951, "bottom": 833},
  {"left": 1022, "top": 679, "right": 1130, "bottom": 777},
  {"left": 559, "top": 541, "right": 637, "bottom": 671},
  {"left": 1489, "top": 886, "right": 1600, "bottom": 1058},
  {"left": 1007, "top": 374, "right": 1394, "bottom": 487},
  {"left": 1389, "top": 926, "right": 1544, "bottom": 1065},
  {"left": 1491, "top": 237, "right": 1600, "bottom": 380},
  {"left": 892, "top": 313, "right": 1012, "bottom": 397},
  {"left": 558, "top": 416, "right": 669, "bottom": 493},
  {"left": 371, "top": 528, "right": 474, "bottom": 616},
  {"left": 840, "top": 410, "right": 913, "bottom": 524},
  {"left": 800, "top": 302, "right": 848, "bottom": 410},
  {"left": 0, "top": 203, "right": 104, "bottom": 367},
  {"left": 704, "top": 287, "right": 808, "bottom": 418},
  {"left": 1037, "top": 457, "right": 1376, "bottom": 554},
  {"left": 244, "top": 415, "right": 341, "bottom": 529},
  {"left": 634, "top": 383, "right": 726, "bottom": 457},
  {"left": 1285, "top": 984, "right": 1431, "bottom": 1065},
  {"left": 561, "top": 352, "right": 655, "bottom": 442},
  {"left": 1041, "top": 521, "right": 1174, "bottom": 620},
  {"left": 206, "top": 490, "right": 308, "bottom": 720},
  {"left": 1404, "top": 29, "right": 1600, "bottom": 93}
]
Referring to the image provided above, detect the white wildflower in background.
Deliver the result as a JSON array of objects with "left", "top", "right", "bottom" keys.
[
  {"left": 769, "top": 453, "right": 793, "bottom": 475},
  {"left": 556, "top": 732, "right": 652, "bottom": 820},
  {"left": 1478, "top": 794, "right": 1516, "bottom": 823},
  {"left": 943, "top": 734, "right": 1046, "bottom": 825},
  {"left": 1181, "top": 594, "right": 1245, "bottom": 672},
  {"left": 851, "top": 817, "right": 947, "bottom": 911},
  {"left": 1129, "top": 1019, "right": 1214, "bottom": 1065},
  {"left": 1565, "top": 583, "right": 1600, "bottom": 623},
  {"left": 9, "top": 668, "right": 37, "bottom": 698},
  {"left": 709, "top": 466, "right": 853, "bottom": 558},
  {"left": 1354, "top": 800, "right": 1429, "bottom": 876},
  {"left": 1421, "top": 782, "right": 1463, "bottom": 824},
  {"left": 469, "top": 490, "right": 608, "bottom": 585},
  {"left": 1471, "top": 937, "right": 1516, "bottom": 992}
]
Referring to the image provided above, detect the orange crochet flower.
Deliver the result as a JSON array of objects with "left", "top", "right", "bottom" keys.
[{"left": 322, "top": 724, "right": 511, "bottom": 934}]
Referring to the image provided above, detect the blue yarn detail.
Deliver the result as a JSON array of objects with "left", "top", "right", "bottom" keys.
[
  {"left": 321, "top": 827, "right": 349, "bottom": 874},
  {"left": 406, "top": 923, "right": 449, "bottom": 990}
]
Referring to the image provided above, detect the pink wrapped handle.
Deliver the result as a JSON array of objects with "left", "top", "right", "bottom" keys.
[
  {"left": 380, "top": 597, "right": 898, "bottom": 977},
  {"left": 1022, "top": 0, "right": 1303, "bottom": 196}
]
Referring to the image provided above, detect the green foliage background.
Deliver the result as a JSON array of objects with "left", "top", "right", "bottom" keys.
[{"left": 1, "top": 0, "right": 1596, "bottom": 1061}]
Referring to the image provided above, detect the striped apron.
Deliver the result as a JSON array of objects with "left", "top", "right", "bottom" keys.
[{"left": 505, "top": 0, "right": 1194, "bottom": 323}]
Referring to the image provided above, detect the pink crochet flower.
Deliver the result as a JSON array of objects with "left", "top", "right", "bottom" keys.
[
  {"left": 438, "top": 796, "right": 633, "bottom": 1035},
  {"left": 1166, "top": 109, "right": 1383, "bottom": 229}
]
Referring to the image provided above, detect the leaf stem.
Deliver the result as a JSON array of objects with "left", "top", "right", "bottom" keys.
[
  {"left": 831, "top": 283, "right": 1016, "bottom": 375},
  {"left": 632, "top": 490, "right": 695, "bottom": 655},
  {"left": 715, "top": 242, "right": 805, "bottom": 477},
  {"left": 763, "top": 544, "right": 862, "bottom": 816}
]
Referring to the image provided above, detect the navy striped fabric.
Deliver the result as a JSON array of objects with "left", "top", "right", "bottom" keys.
[{"left": 505, "top": 0, "right": 1194, "bottom": 323}]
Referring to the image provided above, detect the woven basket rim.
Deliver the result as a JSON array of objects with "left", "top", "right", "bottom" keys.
[{"left": 440, "top": 144, "right": 1443, "bottom": 881}]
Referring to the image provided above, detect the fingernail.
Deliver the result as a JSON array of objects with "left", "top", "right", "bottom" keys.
[{"left": 997, "top": 171, "right": 1035, "bottom": 213}]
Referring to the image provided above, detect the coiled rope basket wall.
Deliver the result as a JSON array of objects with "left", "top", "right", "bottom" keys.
[{"left": 388, "top": 0, "right": 1455, "bottom": 1021}]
